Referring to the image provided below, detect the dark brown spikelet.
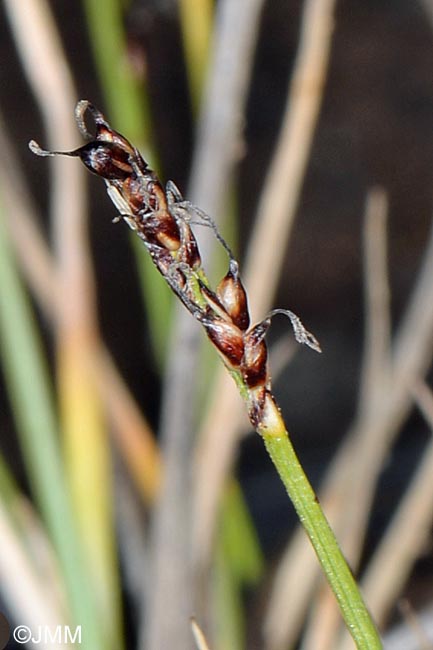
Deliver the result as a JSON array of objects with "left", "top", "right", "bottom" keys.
[
  {"left": 78, "top": 141, "right": 135, "bottom": 180},
  {"left": 202, "top": 319, "right": 245, "bottom": 368},
  {"left": 136, "top": 208, "right": 182, "bottom": 252},
  {"left": 241, "top": 320, "right": 270, "bottom": 388},
  {"left": 73, "top": 100, "right": 141, "bottom": 179},
  {"left": 216, "top": 261, "right": 250, "bottom": 331}
]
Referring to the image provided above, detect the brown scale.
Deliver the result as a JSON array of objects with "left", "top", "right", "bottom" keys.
[
  {"left": 248, "top": 386, "right": 268, "bottom": 429},
  {"left": 241, "top": 320, "right": 270, "bottom": 389},
  {"left": 202, "top": 319, "right": 245, "bottom": 368},
  {"left": 216, "top": 263, "right": 250, "bottom": 332}
]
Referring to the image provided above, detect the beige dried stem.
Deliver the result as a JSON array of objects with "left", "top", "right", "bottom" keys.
[
  {"left": 6, "top": 1, "right": 155, "bottom": 634},
  {"left": 0, "top": 121, "right": 54, "bottom": 316},
  {"left": 144, "top": 2, "right": 266, "bottom": 648},
  {"left": 0, "top": 111, "right": 160, "bottom": 503},
  {"left": 349, "top": 381, "right": 433, "bottom": 635},
  {"left": 301, "top": 187, "right": 391, "bottom": 650},
  {"left": 194, "top": 0, "right": 337, "bottom": 570},
  {"left": 265, "top": 190, "right": 433, "bottom": 650},
  {"left": 396, "top": 600, "right": 433, "bottom": 650},
  {"left": 4, "top": 0, "right": 110, "bottom": 618},
  {"left": 383, "top": 601, "right": 433, "bottom": 650},
  {"left": 191, "top": 617, "right": 212, "bottom": 650},
  {"left": 4, "top": 0, "right": 87, "bottom": 306},
  {"left": 263, "top": 187, "right": 390, "bottom": 649},
  {"left": 335, "top": 214, "right": 433, "bottom": 647},
  {"left": 0, "top": 499, "right": 71, "bottom": 646},
  {"left": 0, "top": 7, "right": 159, "bottom": 506}
]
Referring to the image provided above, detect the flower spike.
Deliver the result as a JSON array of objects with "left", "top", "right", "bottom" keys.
[{"left": 29, "top": 100, "right": 321, "bottom": 430}]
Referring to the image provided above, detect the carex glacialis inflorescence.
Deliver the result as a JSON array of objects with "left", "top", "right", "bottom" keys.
[{"left": 29, "top": 100, "right": 320, "bottom": 431}]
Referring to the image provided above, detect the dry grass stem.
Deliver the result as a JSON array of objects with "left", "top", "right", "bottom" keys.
[
  {"left": 93, "top": 349, "right": 161, "bottom": 502},
  {"left": 10, "top": 3, "right": 118, "bottom": 628},
  {"left": 143, "top": 311, "right": 199, "bottom": 650},
  {"left": 359, "top": 187, "right": 392, "bottom": 416},
  {"left": 264, "top": 184, "right": 433, "bottom": 650},
  {"left": 0, "top": 112, "right": 55, "bottom": 317},
  {"left": 264, "top": 528, "right": 320, "bottom": 650},
  {"left": 114, "top": 471, "right": 149, "bottom": 622},
  {"left": 195, "top": 0, "right": 337, "bottom": 589},
  {"left": 193, "top": 370, "right": 247, "bottom": 558},
  {"left": 302, "top": 187, "right": 391, "bottom": 650},
  {"left": 0, "top": 113, "right": 160, "bottom": 505},
  {"left": 336, "top": 210, "right": 433, "bottom": 650},
  {"left": 191, "top": 617, "right": 212, "bottom": 650},
  {"left": 351, "top": 381, "right": 433, "bottom": 632},
  {"left": 147, "top": 2, "right": 267, "bottom": 646},
  {"left": 188, "top": 0, "right": 265, "bottom": 223},
  {"left": 383, "top": 601, "right": 433, "bottom": 650},
  {"left": 244, "top": 0, "right": 336, "bottom": 321},
  {"left": 4, "top": 0, "right": 87, "bottom": 311},
  {"left": 396, "top": 600, "right": 433, "bottom": 650},
  {"left": 0, "top": 500, "right": 71, "bottom": 643}
]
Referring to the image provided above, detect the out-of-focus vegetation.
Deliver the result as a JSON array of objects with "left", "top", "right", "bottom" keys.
[{"left": 1, "top": 1, "right": 433, "bottom": 649}]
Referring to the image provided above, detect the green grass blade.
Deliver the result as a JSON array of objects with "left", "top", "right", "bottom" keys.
[
  {"left": 178, "top": 0, "right": 213, "bottom": 113},
  {"left": 213, "top": 480, "right": 263, "bottom": 650},
  {"left": 0, "top": 197, "right": 104, "bottom": 650},
  {"left": 0, "top": 451, "right": 20, "bottom": 514},
  {"left": 82, "top": 0, "right": 173, "bottom": 369},
  {"left": 214, "top": 538, "right": 245, "bottom": 650},
  {"left": 221, "top": 480, "right": 263, "bottom": 585},
  {"left": 81, "top": 0, "right": 150, "bottom": 146}
]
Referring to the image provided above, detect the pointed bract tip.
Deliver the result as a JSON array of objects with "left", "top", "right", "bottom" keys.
[
  {"left": 28, "top": 140, "right": 53, "bottom": 157},
  {"left": 28, "top": 139, "right": 79, "bottom": 159}
]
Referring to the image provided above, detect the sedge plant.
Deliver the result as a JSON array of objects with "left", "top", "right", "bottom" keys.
[{"left": 29, "top": 100, "right": 382, "bottom": 650}]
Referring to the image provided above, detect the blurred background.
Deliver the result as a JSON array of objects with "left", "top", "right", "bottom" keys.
[{"left": 1, "top": 0, "right": 433, "bottom": 649}]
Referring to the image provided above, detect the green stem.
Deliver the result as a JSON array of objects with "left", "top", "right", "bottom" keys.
[{"left": 259, "top": 412, "right": 382, "bottom": 649}]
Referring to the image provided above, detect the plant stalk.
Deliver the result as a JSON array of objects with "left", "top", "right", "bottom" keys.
[{"left": 258, "top": 402, "right": 382, "bottom": 649}]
